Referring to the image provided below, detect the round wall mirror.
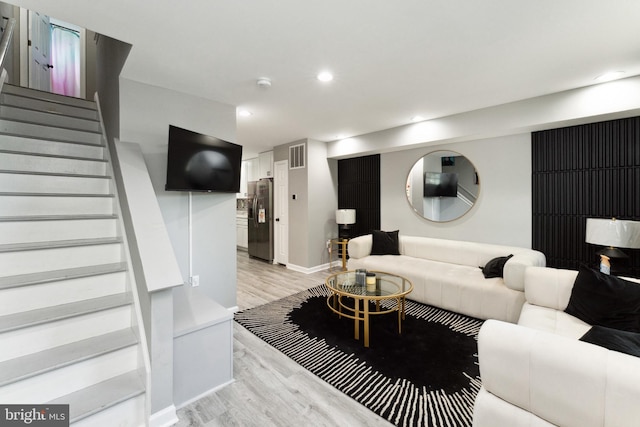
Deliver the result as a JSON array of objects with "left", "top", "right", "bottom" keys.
[{"left": 405, "top": 150, "right": 480, "bottom": 222}]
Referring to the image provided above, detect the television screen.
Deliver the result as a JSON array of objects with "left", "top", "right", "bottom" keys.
[
  {"left": 165, "top": 125, "right": 242, "bottom": 192},
  {"left": 424, "top": 172, "right": 458, "bottom": 197}
]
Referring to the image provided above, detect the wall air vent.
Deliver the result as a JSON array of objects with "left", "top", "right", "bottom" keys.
[{"left": 289, "top": 143, "right": 306, "bottom": 169}]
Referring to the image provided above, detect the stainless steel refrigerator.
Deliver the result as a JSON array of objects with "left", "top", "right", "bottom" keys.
[{"left": 248, "top": 178, "right": 274, "bottom": 263}]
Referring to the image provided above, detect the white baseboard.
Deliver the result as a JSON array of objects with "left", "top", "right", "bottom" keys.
[
  {"left": 150, "top": 404, "right": 178, "bottom": 427},
  {"left": 287, "top": 262, "right": 330, "bottom": 274}
]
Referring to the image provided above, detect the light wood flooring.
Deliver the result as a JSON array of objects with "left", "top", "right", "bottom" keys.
[{"left": 175, "top": 250, "right": 393, "bottom": 426}]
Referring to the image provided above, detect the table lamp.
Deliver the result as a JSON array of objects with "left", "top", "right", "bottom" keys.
[
  {"left": 336, "top": 209, "right": 356, "bottom": 240},
  {"left": 585, "top": 217, "right": 640, "bottom": 273}
]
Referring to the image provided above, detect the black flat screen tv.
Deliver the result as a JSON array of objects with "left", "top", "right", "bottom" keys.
[
  {"left": 165, "top": 125, "right": 242, "bottom": 193},
  {"left": 424, "top": 172, "right": 458, "bottom": 197}
]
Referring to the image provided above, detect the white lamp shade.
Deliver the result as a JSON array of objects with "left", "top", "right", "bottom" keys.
[
  {"left": 336, "top": 209, "right": 356, "bottom": 225},
  {"left": 585, "top": 218, "right": 640, "bottom": 248}
]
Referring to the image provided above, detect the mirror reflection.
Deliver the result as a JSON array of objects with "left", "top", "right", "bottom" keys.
[{"left": 406, "top": 151, "right": 479, "bottom": 222}]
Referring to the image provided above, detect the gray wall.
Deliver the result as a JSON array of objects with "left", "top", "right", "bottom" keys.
[
  {"left": 95, "top": 34, "right": 131, "bottom": 142},
  {"left": 381, "top": 134, "right": 532, "bottom": 247},
  {"left": 282, "top": 139, "right": 309, "bottom": 267},
  {"left": 328, "top": 77, "right": 640, "bottom": 249},
  {"left": 118, "top": 78, "right": 238, "bottom": 308},
  {"left": 307, "top": 139, "right": 338, "bottom": 266},
  {"left": 274, "top": 139, "right": 337, "bottom": 269},
  {"left": 0, "top": 2, "right": 19, "bottom": 85}
]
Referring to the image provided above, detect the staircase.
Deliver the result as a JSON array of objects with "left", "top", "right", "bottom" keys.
[{"left": 0, "top": 84, "right": 147, "bottom": 426}]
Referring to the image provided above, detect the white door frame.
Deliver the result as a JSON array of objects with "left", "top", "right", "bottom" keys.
[{"left": 274, "top": 160, "right": 289, "bottom": 265}]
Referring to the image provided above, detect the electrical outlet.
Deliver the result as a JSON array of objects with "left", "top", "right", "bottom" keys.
[{"left": 191, "top": 275, "right": 200, "bottom": 287}]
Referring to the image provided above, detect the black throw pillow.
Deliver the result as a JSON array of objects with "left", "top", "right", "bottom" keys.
[
  {"left": 565, "top": 265, "right": 640, "bottom": 333},
  {"left": 370, "top": 230, "right": 400, "bottom": 255},
  {"left": 580, "top": 325, "right": 640, "bottom": 358},
  {"left": 480, "top": 254, "right": 513, "bottom": 279}
]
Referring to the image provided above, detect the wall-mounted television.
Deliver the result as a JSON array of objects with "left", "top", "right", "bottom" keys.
[
  {"left": 424, "top": 172, "right": 458, "bottom": 197},
  {"left": 165, "top": 125, "right": 242, "bottom": 193}
]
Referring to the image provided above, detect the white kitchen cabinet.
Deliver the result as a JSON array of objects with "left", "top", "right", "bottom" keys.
[
  {"left": 246, "top": 158, "right": 259, "bottom": 183},
  {"left": 236, "top": 215, "right": 248, "bottom": 249},
  {"left": 258, "top": 151, "right": 273, "bottom": 178},
  {"left": 238, "top": 161, "right": 248, "bottom": 197}
]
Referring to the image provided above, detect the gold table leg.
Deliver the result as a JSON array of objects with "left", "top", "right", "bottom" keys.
[
  {"left": 341, "top": 240, "right": 348, "bottom": 271},
  {"left": 354, "top": 297, "right": 360, "bottom": 341},
  {"left": 364, "top": 298, "right": 370, "bottom": 347},
  {"left": 397, "top": 298, "right": 402, "bottom": 334}
]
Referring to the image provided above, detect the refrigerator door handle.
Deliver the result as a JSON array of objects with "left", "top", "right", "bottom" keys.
[{"left": 252, "top": 195, "right": 259, "bottom": 227}]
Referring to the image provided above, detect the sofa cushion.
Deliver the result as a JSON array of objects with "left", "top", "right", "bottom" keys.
[
  {"left": 580, "top": 325, "right": 640, "bottom": 358},
  {"left": 370, "top": 230, "right": 400, "bottom": 255},
  {"left": 480, "top": 255, "right": 513, "bottom": 278},
  {"left": 518, "top": 302, "right": 591, "bottom": 339},
  {"left": 565, "top": 265, "right": 640, "bottom": 333},
  {"left": 348, "top": 254, "right": 525, "bottom": 323}
]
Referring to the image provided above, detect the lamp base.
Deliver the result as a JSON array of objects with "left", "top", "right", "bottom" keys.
[
  {"left": 338, "top": 225, "right": 352, "bottom": 240},
  {"left": 596, "top": 247, "right": 628, "bottom": 259}
]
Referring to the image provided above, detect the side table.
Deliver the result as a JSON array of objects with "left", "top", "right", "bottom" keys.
[{"left": 330, "top": 238, "right": 350, "bottom": 271}]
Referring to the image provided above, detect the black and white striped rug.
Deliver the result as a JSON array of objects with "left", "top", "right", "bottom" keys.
[{"left": 235, "top": 285, "right": 483, "bottom": 427}]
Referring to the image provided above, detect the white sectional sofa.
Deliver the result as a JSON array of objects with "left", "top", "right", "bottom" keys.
[
  {"left": 473, "top": 266, "right": 640, "bottom": 427},
  {"left": 347, "top": 234, "right": 546, "bottom": 323}
]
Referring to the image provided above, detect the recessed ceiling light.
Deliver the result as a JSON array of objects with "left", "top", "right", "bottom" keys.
[
  {"left": 410, "top": 115, "right": 425, "bottom": 123},
  {"left": 256, "top": 77, "right": 272, "bottom": 88},
  {"left": 238, "top": 109, "right": 252, "bottom": 117},
  {"left": 317, "top": 71, "right": 334, "bottom": 82},
  {"left": 595, "top": 71, "right": 625, "bottom": 82}
]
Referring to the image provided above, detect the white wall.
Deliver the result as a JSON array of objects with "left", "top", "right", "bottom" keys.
[
  {"left": 119, "top": 78, "right": 238, "bottom": 308},
  {"left": 381, "top": 134, "right": 531, "bottom": 247}
]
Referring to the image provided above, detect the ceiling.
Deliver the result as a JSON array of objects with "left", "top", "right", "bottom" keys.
[{"left": 10, "top": 0, "right": 640, "bottom": 158}]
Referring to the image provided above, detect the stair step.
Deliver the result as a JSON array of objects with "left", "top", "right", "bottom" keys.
[
  {"left": 0, "top": 105, "right": 100, "bottom": 132},
  {"left": 0, "top": 345, "right": 139, "bottom": 403},
  {"left": 0, "top": 237, "right": 122, "bottom": 253},
  {"left": 0, "top": 119, "right": 102, "bottom": 145},
  {"left": 0, "top": 269, "right": 127, "bottom": 316},
  {"left": 0, "top": 328, "right": 137, "bottom": 386},
  {"left": 0, "top": 216, "right": 118, "bottom": 246},
  {"left": 0, "top": 92, "right": 99, "bottom": 120},
  {"left": 0, "top": 292, "right": 132, "bottom": 333},
  {"left": 0, "top": 262, "right": 126, "bottom": 290},
  {"left": 0, "top": 150, "right": 107, "bottom": 175},
  {"left": 2, "top": 84, "right": 97, "bottom": 110},
  {"left": 0, "top": 193, "right": 114, "bottom": 216},
  {"left": 49, "top": 370, "right": 145, "bottom": 424},
  {"left": 0, "top": 238, "right": 123, "bottom": 277},
  {"left": 0, "top": 305, "right": 133, "bottom": 362},
  {"left": 0, "top": 170, "right": 111, "bottom": 194},
  {"left": 0, "top": 213, "right": 117, "bottom": 222},
  {"left": 0, "top": 134, "right": 104, "bottom": 159}
]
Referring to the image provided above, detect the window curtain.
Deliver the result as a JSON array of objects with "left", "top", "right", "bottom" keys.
[{"left": 50, "top": 25, "right": 80, "bottom": 97}]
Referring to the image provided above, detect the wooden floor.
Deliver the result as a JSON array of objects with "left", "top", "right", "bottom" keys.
[{"left": 175, "top": 250, "right": 393, "bottom": 426}]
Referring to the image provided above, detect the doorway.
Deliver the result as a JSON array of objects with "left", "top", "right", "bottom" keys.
[
  {"left": 20, "top": 9, "right": 86, "bottom": 98},
  {"left": 274, "top": 160, "right": 289, "bottom": 265}
]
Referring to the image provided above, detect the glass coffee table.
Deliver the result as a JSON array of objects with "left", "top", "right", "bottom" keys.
[{"left": 325, "top": 270, "right": 413, "bottom": 347}]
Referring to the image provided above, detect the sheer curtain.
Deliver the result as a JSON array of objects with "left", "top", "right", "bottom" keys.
[{"left": 50, "top": 25, "right": 80, "bottom": 97}]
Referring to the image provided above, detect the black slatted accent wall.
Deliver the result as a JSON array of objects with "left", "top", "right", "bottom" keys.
[
  {"left": 338, "top": 154, "right": 381, "bottom": 238},
  {"left": 532, "top": 116, "right": 640, "bottom": 277}
]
